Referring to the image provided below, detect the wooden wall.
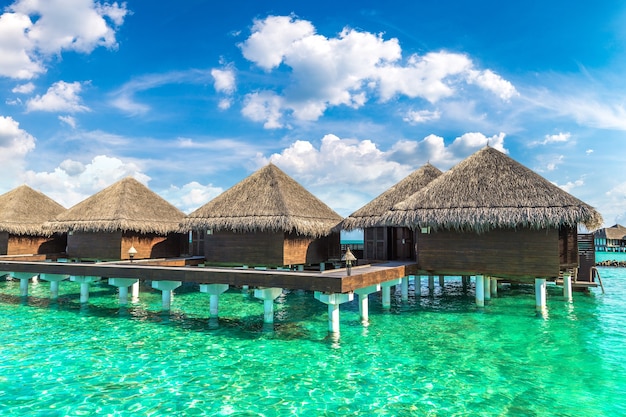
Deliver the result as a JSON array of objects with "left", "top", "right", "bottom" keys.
[
  {"left": 417, "top": 227, "right": 560, "bottom": 279},
  {"left": 205, "top": 230, "right": 284, "bottom": 265},
  {"left": 121, "top": 232, "right": 185, "bottom": 260},
  {"left": 558, "top": 225, "right": 578, "bottom": 268},
  {"left": 68, "top": 231, "right": 122, "bottom": 260},
  {"left": 364, "top": 227, "right": 387, "bottom": 260},
  {"left": 0, "top": 232, "right": 66, "bottom": 256},
  {"left": 203, "top": 230, "right": 340, "bottom": 266}
]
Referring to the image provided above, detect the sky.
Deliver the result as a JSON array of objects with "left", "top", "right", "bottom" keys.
[{"left": 1, "top": 0, "right": 626, "bottom": 232}]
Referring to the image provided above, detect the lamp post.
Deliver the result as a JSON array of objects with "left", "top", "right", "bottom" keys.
[
  {"left": 342, "top": 247, "right": 357, "bottom": 276},
  {"left": 128, "top": 244, "right": 137, "bottom": 262}
]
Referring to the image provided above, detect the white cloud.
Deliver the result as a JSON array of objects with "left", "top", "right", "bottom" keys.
[
  {"left": 160, "top": 181, "right": 224, "bottom": 214},
  {"left": 557, "top": 178, "right": 584, "bottom": 193},
  {"left": 0, "top": 0, "right": 128, "bottom": 79},
  {"left": 0, "top": 116, "right": 36, "bottom": 188},
  {"left": 238, "top": 15, "right": 517, "bottom": 128},
  {"left": 26, "top": 81, "right": 90, "bottom": 112},
  {"left": 12, "top": 82, "right": 35, "bottom": 94},
  {"left": 58, "top": 115, "right": 77, "bottom": 128},
  {"left": 22, "top": 154, "right": 149, "bottom": 208},
  {"left": 531, "top": 132, "right": 572, "bottom": 146},
  {"left": 403, "top": 109, "right": 441, "bottom": 124},
  {"left": 211, "top": 68, "right": 236, "bottom": 94}
]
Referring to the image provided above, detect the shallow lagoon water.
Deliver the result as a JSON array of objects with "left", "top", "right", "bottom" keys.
[{"left": 1, "top": 269, "right": 625, "bottom": 416}]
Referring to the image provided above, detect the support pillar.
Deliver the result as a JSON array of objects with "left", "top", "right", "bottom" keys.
[
  {"left": 490, "top": 278, "right": 498, "bottom": 297},
  {"left": 535, "top": 278, "right": 547, "bottom": 312},
  {"left": 484, "top": 276, "right": 491, "bottom": 301},
  {"left": 414, "top": 275, "right": 421, "bottom": 292},
  {"left": 253, "top": 287, "right": 283, "bottom": 324},
  {"left": 462, "top": 275, "right": 469, "bottom": 291},
  {"left": 314, "top": 291, "right": 354, "bottom": 334},
  {"left": 381, "top": 278, "right": 402, "bottom": 309},
  {"left": 475, "top": 275, "right": 485, "bottom": 307},
  {"left": 401, "top": 276, "right": 409, "bottom": 301},
  {"left": 439, "top": 275, "right": 445, "bottom": 288},
  {"left": 40, "top": 273, "right": 70, "bottom": 299},
  {"left": 563, "top": 273, "right": 572, "bottom": 302},
  {"left": 12, "top": 272, "right": 36, "bottom": 297},
  {"left": 71, "top": 276, "right": 100, "bottom": 303},
  {"left": 131, "top": 280, "right": 140, "bottom": 299},
  {"left": 354, "top": 284, "right": 381, "bottom": 323},
  {"left": 151, "top": 280, "right": 182, "bottom": 310},
  {"left": 200, "top": 283, "right": 230, "bottom": 318},
  {"left": 428, "top": 275, "right": 435, "bottom": 292},
  {"left": 108, "top": 278, "right": 139, "bottom": 305}
]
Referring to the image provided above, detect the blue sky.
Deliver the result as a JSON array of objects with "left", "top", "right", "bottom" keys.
[{"left": 1, "top": 0, "right": 626, "bottom": 229}]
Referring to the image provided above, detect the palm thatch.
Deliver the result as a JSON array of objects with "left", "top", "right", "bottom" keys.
[
  {"left": 384, "top": 146, "right": 603, "bottom": 232},
  {"left": 339, "top": 163, "right": 442, "bottom": 231},
  {"left": 45, "top": 177, "right": 185, "bottom": 234},
  {"left": 183, "top": 164, "right": 343, "bottom": 238},
  {"left": 595, "top": 224, "right": 626, "bottom": 241},
  {"left": 0, "top": 185, "right": 66, "bottom": 236}
]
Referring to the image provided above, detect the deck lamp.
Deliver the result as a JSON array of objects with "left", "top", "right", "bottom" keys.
[
  {"left": 128, "top": 245, "right": 137, "bottom": 262},
  {"left": 342, "top": 247, "right": 357, "bottom": 276}
]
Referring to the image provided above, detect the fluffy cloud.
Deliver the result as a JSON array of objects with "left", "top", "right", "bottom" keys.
[
  {"left": 239, "top": 15, "right": 517, "bottom": 128},
  {"left": 160, "top": 181, "right": 224, "bottom": 214},
  {"left": 0, "top": 0, "right": 128, "bottom": 80},
  {"left": 22, "top": 154, "right": 149, "bottom": 207},
  {"left": 26, "top": 81, "right": 90, "bottom": 112},
  {"left": 261, "top": 132, "right": 507, "bottom": 216},
  {"left": 12, "top": 82, "right": 35, "bottom": 94},
  {"left": 403, "top": 109, "right": 441, "bottom": 124},
  {"left": 211, "top": 68, "right": 236, "bottom": 109},
  {"left": 58, "top": 115, "right": 77, "bottom": 128},
  {"left": 0, "top": 116, "right": 36, "bottom": 188}
]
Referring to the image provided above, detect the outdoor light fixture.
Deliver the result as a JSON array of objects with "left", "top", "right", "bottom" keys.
[
  {"left": 342, "top": 247, "right": 357, "bottom": 276},
  {"left": 128, "top": 245, "right": 137, "bottom": 262}
]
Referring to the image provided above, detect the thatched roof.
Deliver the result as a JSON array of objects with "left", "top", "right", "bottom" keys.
[
  {"left": 45, "top": 177, "right": 185, "bottom": 234},
  {"left": 182, "top": 164, "right": 342, "bottom": 237},
  {"left": 0, "top": 185, "right": 66, "bottom": 236},
  {"left": 339, "top": 163, "right": 442, "bottom": 231},
  {"left": 595, "top": 224, "right": 626, "bottom": 240},
  {"left": 384, "top": 146, "right": 603, "bottom": 232}
]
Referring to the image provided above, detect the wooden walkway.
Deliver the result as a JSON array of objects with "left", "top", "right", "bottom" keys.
[{"left": 0, "top": 259, "right": 418, "bottom": 294}]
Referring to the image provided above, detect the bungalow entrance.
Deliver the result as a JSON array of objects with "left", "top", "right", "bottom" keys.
[{"left": 364, "top": 226, "right": 415, "bottom": 261}]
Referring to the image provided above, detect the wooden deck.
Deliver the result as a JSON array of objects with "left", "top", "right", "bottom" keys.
[{"left": 0, "top": 259, "right": 419, "bottom": 294}]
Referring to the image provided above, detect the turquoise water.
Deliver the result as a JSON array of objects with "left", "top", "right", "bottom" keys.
[
  {"left": 1, "top": 270, "right": 625, "bottom": 416},
  {"left": 596, "top": 251, "right": 626, "bottom": 263}
]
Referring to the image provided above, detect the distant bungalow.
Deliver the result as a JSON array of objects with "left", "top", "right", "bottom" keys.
[
  {"left": 45, "top": 177, "right": 186, "bottom": 260},
  {"left": 182, "top": 164, "right": 342, "bottom": 268},
  {"left": 383, "top": 147, "right": 603, "bottom": 281},
  {"left": 340, "top": 163, "right": 442, "bottom": 261},
  {"left": 0, "top": 185, "right": 66, "bottom": 256},
  {"left": 593, "top": 224, "right": 626, "bottom": 252}
]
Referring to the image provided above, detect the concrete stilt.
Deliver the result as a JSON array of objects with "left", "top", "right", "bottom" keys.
[
  {"left": 131, "top": 280, "right": 140, "bottom": 299},
  {"left": 535, "top": 278, "right": 547, "bottom": 311},
  {"left": 381, "top": 278, "right": 402, "bottom": 309},
  {"left": 484, "top": 276, "right": 491, "bottom": 301},
  {"left": 314, "top": 291, "right": 354, "bottom": 334},
  {"left": 428, "top": 275, "right": 435, "bottom": 292},
  {"left": 490, "top": 278, "right": 498, "bottom": 297},
  {"left": 200, "top": 283, "right": 229, "bottom": 318},
  {"left": 401, "top": 277, "right": 409, "bottom": 301},
  {"left": 462, "top": 275, "right": 469, "bottom": 291},
  {"left": 108, "top": 278, "right": 139, "bottom": 305},
  {"left": 39, "top": 273, "right": 70, "bottom": 299},
  {"left": 414, "top": 275, "right": 421, "bottom": 292},
  {"left": 151, "top": 280, "right": 182, "bottom": 310},
  {"left": 70, "top": 276, "right": 100, "bottom": 303},
  {"left": 253, "top": 287, "right": 283, "bottom": 324},
  {"left": 475, "top": 275, "right": 485, "bottom": 307},
  {"left": 563, "top": 273, "right": 572, "bottom": 302},
  {"left": 439, "top": 275, "right": 445, "bottom": 288},
  {"left": 12, "top": 272, "right": 36, "bottom": 297},
  {"left": 354, "top": 284, "right": 381, "bottom": 323}
]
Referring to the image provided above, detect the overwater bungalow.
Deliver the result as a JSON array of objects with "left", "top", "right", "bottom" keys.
[
  {"left": 593, "top": 224, "right": 626, "bottom": 252},
  {"left": 340, "top": 163, "right": 442, "bottom": 261},
  {"left": 182, "top": 164, "right": 342, "bottom": 268},
  {"left": 0, "top": 185, "right": 66, "bottom": 256},
  {"left": 383, "top": 146, "right": 603, "bottom": 282},
  {"left": 45, "top": 177, "right": 186, "bottom": 261}
]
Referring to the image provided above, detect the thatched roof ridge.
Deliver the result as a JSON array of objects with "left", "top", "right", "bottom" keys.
[
  {"left": 384, "top": 146, "right": 603, "bottom": 232},
  {"left": 183, "top": 164, "right": 342, "bottom": 237},
  {"left": 0, "top": 185, "right": 66, "bottom": 236},
  {"left": 595, "top": 224, "right": 626, "bottom": 240},
  {"left": 339, "top": 163, "right": 442, "bottom": 231},
  {"left": 45, "top": 177, "right": 185, "bottom": 234}
]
